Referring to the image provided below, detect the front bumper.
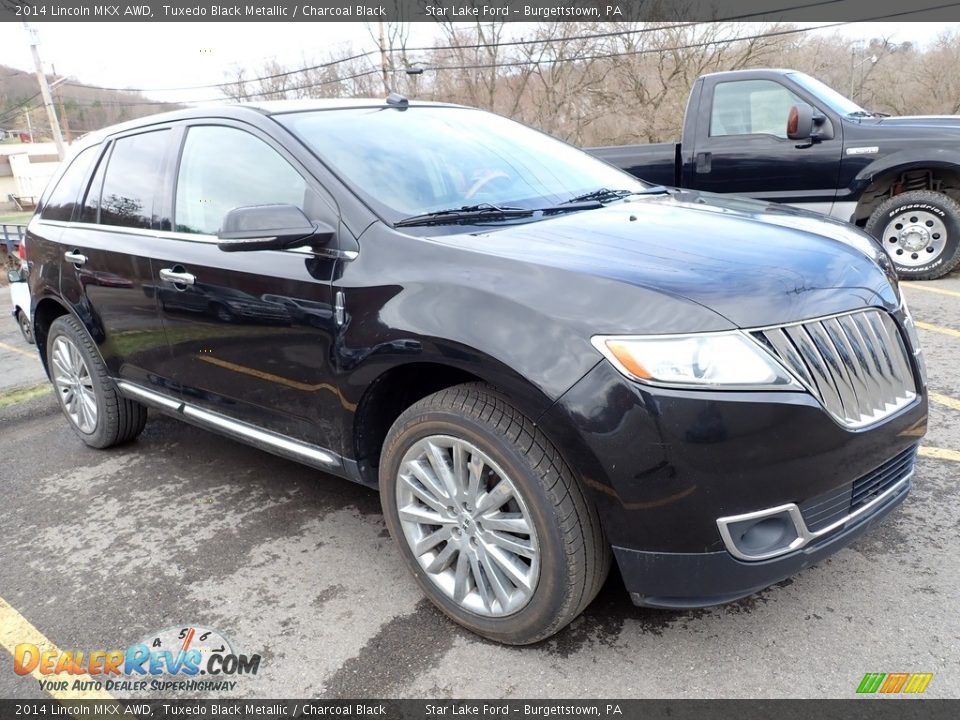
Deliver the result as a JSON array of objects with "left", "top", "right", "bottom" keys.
[
  {"left": 541, "top": 357, "right": 927, "bottom": 608},
  {"left": 619, "top": 472, "right": 910, "bottom": 608}
]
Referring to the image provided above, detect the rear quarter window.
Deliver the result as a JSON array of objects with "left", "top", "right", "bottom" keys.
[{"left": 39, "top": 146, "right": 99, "bottom": 222}]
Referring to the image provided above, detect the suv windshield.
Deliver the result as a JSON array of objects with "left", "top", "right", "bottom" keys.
[
  {"left": 786, "top": 72, "right": 868, "bottom": 117},
  {"left": 277, "top": 106, "right": 647, "bottom": 223}
]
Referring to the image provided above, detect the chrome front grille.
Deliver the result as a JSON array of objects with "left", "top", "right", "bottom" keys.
[{"left": 752, "top": 309, "right": 918, "bottom": 428}]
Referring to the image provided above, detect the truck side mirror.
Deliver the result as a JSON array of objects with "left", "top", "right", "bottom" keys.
[{"left": 787, "top": 104, "right": 815, "bottom": 140}]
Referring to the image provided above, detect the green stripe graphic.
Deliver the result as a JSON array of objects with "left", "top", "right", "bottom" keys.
[{"left": 857, "top": 673, "right": 886, "bottom": 693}]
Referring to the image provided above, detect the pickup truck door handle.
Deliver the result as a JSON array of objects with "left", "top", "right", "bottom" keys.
[
  {"left": 64, "top": 250, "right": 87, "bottom": 266},
  {"left": 159, "top": 268, "right": 196, "bottom": 286},
  {"left": 695, "top": 151, "right": 712, "bottom": 174}
]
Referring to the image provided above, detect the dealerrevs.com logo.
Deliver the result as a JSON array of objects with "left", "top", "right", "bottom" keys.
[{"left": 14, "top": 625, "right": 261, "bottom": 693}]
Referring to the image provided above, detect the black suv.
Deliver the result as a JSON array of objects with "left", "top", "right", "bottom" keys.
[{"left": 25, "top": 98, "right": 927, "bottom": 644}]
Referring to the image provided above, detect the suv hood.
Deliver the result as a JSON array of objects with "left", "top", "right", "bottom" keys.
[{"left": 453, "top": 190, "right": 898, "bottom": 328}]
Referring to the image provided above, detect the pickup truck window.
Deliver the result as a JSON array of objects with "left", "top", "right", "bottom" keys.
[
  {"left": 710, "top": 80, "right": 802, "bottom": 138},
  {"left": 787, "top": 72, "right": 866, "bottom": 117},
  {"left": 278, "top": 107, "right": 645, "bottom": 221}
]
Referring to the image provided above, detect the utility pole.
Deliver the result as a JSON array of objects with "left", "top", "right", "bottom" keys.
[
  {"left": 378, "top": 20, "right": 390, "bottom": 95},
  {"left": 52, "top": 65, "right": 72, "bottom": 143},
  {"left": 23, "top": 109, "right": 33, "bottom": 143},
  {"left": 24, "top": 22, "right": 65, "bottom": 159}
]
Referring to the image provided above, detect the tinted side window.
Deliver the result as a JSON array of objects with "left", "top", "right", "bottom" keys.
[
  {"left": 97, "top": 130, "right": 170, "bottom": 229},
  {"left": 175, "top": 126, "right": 307, "bottom": 235},
  {"left": 39, "top": 146, "right": 98, "bottom": 222},
  {"left": 710, "top": 80, "right": 802, "bottom": 138}
]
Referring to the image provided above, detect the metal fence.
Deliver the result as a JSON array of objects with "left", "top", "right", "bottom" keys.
[{"left": 1, "top": 224, "right": 26, "bottom": 259}]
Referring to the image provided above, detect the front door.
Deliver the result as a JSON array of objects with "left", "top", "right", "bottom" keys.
[
  {"left": 153, "top": 122, "right": 342, "bottom": 447},
  {"left": 687, "top": 78, "right": 842, "bottom": 211}
]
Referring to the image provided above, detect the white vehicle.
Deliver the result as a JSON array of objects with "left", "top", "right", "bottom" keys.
[{"left": 7, "top": 267, "right": 32, "bottom": 344}]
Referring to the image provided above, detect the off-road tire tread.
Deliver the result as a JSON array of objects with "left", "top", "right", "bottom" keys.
[{"left": 866, "top": 189, "right": 960, "bottom": 280}]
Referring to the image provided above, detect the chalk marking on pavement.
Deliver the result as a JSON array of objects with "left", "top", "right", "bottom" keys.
[
  {"left": 916, "top": 320, "right": 960, "bottom": 339},
  {"left": 919, "top": 446, "right": 960, "bottom": 463},
  {"left": 930, "top": 392, "right": 960, "bottom": 412},
  {"left": 0, "top": 596, "right": 116, "bottom": 701},
  {"left": 0, "top": 339, "right": 37, "bottom": 359},
  {"left": 901, "top": 282, "right": 960, "bottom": 299}
]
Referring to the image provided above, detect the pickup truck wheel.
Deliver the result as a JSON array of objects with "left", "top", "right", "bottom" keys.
[
  {"left": 46, "top": 315, "right": 147, "bottom": 448},
  {"left": 866, "top": 190, "right": 960, "bottom": 280},
  {"left": 380, "top": 383, "right": 610, "bottom": 645},
  {"left": 16, "top": 310, "right": 34, "bottom": 344}
]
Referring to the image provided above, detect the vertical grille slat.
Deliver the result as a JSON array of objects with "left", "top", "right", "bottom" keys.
[{"left": 753, "top": 309, "right": 918, "bottom": 429}]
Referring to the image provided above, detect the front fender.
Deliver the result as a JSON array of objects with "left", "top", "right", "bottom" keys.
[{"left": 852, "top": 148, "right": 960, "bottom": 193}]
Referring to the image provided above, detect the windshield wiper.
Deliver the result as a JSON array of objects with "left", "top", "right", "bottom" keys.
[
  {"left": 847, "top": 110, "right": 888, "bottom": 118},
  {"left": 394, "top": 203, "right": 532, "bottom": 228},
  {"left": 394, "top": 200, "right": 608, "bottom": 228},
  {"left": 561, "top": 186, "right": 670, "bottom": 205}
]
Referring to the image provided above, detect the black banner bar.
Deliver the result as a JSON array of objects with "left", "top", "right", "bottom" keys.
[
  {"left": 0, "top": 700, "right": 956, "bottom": 720},
  {"left": 2, "top": 0, "right": 960, "bottom": 23}
]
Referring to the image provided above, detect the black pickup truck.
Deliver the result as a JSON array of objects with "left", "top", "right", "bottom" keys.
[{"left": 589, "top": 68, "right": 960, "bottom": 280}]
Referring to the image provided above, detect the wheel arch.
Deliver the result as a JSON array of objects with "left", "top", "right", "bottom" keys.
[
  {"left": 348, "top": 355, "right": 566, "bottom": 487},
  {"left": 852, "top": 153, "right": 960, "bottom": 226},
  {"left": 31, "top": 295, "right": 72, "bottom": 377}
]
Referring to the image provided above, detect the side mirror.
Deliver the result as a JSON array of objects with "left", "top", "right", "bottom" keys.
[
  {"left": 217, "top": 204, "right": 335, "bottom": 253},
  {"left": 787, "top": 103, "right": 815, "bottom": 140},
  {"left": 6, "top": 269, "right": 23, "bottom": 283}
]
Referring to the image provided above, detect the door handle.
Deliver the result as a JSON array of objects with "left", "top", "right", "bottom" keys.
[
  {"left": 159, "top": 268, "right": 196, "bottom": 286},
  {"left": 695, "top": 151, "right": 712, "bottom": 174},
  {"left": 64, "top": 250, "right": 87, "bottom": 266}
]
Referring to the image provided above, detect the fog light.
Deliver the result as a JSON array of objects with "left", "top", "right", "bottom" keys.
[{"left": 717, "top": 505, "right": 806, "bottom": 561}]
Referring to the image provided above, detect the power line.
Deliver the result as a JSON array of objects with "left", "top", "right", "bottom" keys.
[{"left": 56, "top": 1, "right": 845, "bottom": 96}]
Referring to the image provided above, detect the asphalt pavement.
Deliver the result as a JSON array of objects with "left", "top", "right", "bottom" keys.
[{"left": 0, "top": 276, "right": 958, "bottom": 700}]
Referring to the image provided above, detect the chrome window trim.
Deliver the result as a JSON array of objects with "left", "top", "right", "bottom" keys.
[
  {"left": 717, "top": 470, "right": 913, "bottom": 562},
  {"left": 33, "top": 218, "right": 358, "bottom": 258}
]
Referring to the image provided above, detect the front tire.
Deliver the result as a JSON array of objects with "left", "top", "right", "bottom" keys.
[
  {"left": 16, "top": 310, "right": 34, "bottom": 344},
  {"left": 866, "top": 190, "right": 960, "bottom": 280},
  {"left": 380, "top": 383, "right": 610, "bottom": 645},
  {"left": 46, "top": 314, "right": 147, "bottom": 448}
]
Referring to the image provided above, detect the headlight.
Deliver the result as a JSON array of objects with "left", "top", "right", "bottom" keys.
[
  {"left": 591, "top": 332, "right": 801, "bottom": 389},
  {"left": 900, "top": 298, "right": 927, "bottom": 386}
]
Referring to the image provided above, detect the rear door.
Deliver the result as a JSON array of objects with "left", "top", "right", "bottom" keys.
[
  {"left": 58, "top": 127, "right": 176, "bottom": 388},
  {"left": 152, "top": 121, "right": 342, "bottom": 447},
  {"left": 686, "top": 77, "right": 842, "bottom": 212}
]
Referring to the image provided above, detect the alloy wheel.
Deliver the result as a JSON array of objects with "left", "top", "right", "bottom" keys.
[
  {"left": 395, "top": 435, "right": 540, "bottom": 617},
  {"left": 50, "top": 335, "right": 98, "bottom": 433},
  {"left": 882, "top": 209, "right": 948, "bottom": 267}
]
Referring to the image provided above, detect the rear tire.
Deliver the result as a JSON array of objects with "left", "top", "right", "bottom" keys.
[
  {"left": 866, "top": 190, "right": 960, "bottom": 280},
  {"left": 380, "top": 382, "right": 610, "bottom": 645},
  {"left": 46, "top": 314, "right": 147, "bottom": 449},
  {"left": 16, "top": 310, "right": 34, "bottom": 344}
]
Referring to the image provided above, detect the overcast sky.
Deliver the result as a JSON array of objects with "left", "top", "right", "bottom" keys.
[{"left": 0, "top": 21, "right": 957, "bottom": 104}]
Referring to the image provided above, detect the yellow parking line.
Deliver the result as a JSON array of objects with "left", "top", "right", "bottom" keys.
[
  {"left": 930, "top": 392, "right": 960, "bottom": 412},
  {"left": 0, "top": 339, "right": 37, "bottom": 359},
  {"left": 0, "top": 596, "right": 115, "bottom": 701},
  {"left": 901, "top": 282, "right": 960, "bottom": 299},
  {"left": 916, "top": 321, "right": 960, "bottom": 339},
  {"left": 919, "top": 446, "right": 960, "bottom": 463}
]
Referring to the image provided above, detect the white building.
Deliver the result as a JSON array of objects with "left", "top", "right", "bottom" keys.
[{"left": 0, "top": 142, "right": 62, "bottom": 212}]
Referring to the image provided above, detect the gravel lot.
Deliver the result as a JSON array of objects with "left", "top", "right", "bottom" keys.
[{"left": 0, "top": 276, "right": 958, "bottom": 700}]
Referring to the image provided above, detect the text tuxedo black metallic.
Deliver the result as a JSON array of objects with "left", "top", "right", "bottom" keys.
[{"left": 24, "top": 98, "right": 928, "bottom": 644}]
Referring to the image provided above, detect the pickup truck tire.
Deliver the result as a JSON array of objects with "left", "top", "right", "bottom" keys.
[
  {"left": 866, "top": 190, "right": 960, "bottom": 280},
  {"left": 380, "top": 382, "right": 610, "bottom": 645},
  {"left": 16, "top": 309, "right": 33, "bottom": 344},
  {"left": 46, "top": 315, "right": 147, "bottom": 449}
]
